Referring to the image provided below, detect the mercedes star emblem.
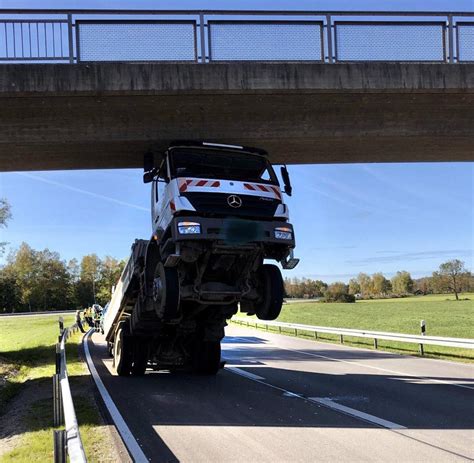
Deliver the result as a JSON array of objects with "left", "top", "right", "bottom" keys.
[{"left": 227, "top": 195, "right": 242, "bottom": 208}]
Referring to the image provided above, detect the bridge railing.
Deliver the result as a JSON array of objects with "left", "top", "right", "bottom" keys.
[{"left": 0, "top": 9, "right": 473, "bottom": 64}]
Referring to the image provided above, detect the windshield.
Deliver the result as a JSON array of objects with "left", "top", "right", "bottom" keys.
[{"left": 169, "top": 148, "right": 279, "bottom": 185}]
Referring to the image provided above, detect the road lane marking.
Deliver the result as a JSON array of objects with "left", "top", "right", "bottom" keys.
[
  {"left": 309, "top": 397, "right": 406, "bottom": 430},
  {"left": 278, "top": 345, "right": 474, "bottom": 391},
  {"left": 225, "top": 366, "right": 405, "bottom": 430},
  {"left": 83, "top": 331, "right": 148, "bottom": 463},
  {"left": 226, "top": 366, "right": 265, "bottom": 381}
]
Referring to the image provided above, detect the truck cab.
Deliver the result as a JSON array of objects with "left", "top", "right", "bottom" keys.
[{"left": 106, "top": 141, "right": 299, "bottom": 376}]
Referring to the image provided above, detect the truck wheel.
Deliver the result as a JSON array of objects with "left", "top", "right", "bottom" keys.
[
  {"left": 114, "top": 325, "right": 132, "bottom": 376},
  {"left": 256, "top": 264, "right": 284, "bottom": 321},
  {"left": 194, "top": 340, "right": 221, "bottom": 375},
  {"left": 131, "top": 339, "right": 148, "bottom": 376},
  {"left": 153, "top": 263, "right": 180, "bottom": 320}
]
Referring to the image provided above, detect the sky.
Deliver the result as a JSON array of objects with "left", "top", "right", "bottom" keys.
[
  {"left": 1, "top": 163, "right": 472, "bottom": 283},
  {"left": 0, "top": 1, "right": 473, "bottom": 283}
]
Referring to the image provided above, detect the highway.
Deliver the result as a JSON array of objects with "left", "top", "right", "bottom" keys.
[{"left": 86, "top": 324, "right": 474, "bottom": 462}]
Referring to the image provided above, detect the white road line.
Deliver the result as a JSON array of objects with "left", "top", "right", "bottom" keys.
[
  {"left": 279, "top": 345, "right": 474, "bottom": 391},
  {"left": 226, "top": 366, "right": 265, "bottom": 381},
  {"left": 230, "top": 328, "right": 474, "bottom": 392},
  {"left": 83, "top": 331, "right": 148, "bottom": 463},
  {"left": 225, "top": 366, "right": 405, "bottom": 430},
  {"left": 309, "top": 397, "right": 406, "bottom": 430}
]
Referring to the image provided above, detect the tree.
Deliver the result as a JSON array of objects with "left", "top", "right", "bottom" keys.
[
  {"left": 324, "top": 282, "right": 355, "bottom": 303},
  {"left": 80, "top": 254, "right": 102, "bottom": 304},
  {"left": 357, "top": 273, "right": 373, "bottom": 297},
  {"left": 436, "top": 259, "right": 468, "bottom": 301},
  {"left": 0, "top": 198, "right": 12, "bottom": 254},
  {"left": 7, "top": 243, "right": 38, "bottom": 311},
  {"left": 372, "top": 272, "right": 391, "bottom": 296},
  {"left": 391, "top": 271, "right": 413, "bottom": 295},
  {"left": 96, "top": 256, "right": 125, "bottom": 305},
  {"left": 348, "top": 278, "right": 360, "bottom": 295}
]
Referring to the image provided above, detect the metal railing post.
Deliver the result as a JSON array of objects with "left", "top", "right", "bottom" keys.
[
  {"left": 54, "top": 429, "right": 67, "bottom": 463},
  {"left": 199, "top": 12, "right": 206, "bottom": 63},
  {"left": 67, "top": 14, "right": 74, "bottom": 63},
  {"left": 53, "top": 374, "right": 59, "bottom": 426},
  {"left": 326, "top": 14, "right": 334, "bottom": 63},
  {"left": 374, "top": 338, "right": 378, "bottom": 349},
  {"left": 448, "top": 14, "right": 455, "bottom": 63},
  {"left": 55, "top": 342, "right": 61, "bottom": 374}
]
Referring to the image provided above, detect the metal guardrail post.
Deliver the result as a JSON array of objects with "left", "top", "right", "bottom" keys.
[
  {"left": 53, "top": 374, "right": 60, "bottom": 426},
  {"left": 374, "top": 338, "right": 378, "bottom": 349},
  {"left": 420, "top": 320, "right": 426, "bottom": 355},
  {"left": 340, "top": 334, "right": 344, "bottom": 344},
  {"left": 54, "top": 429, "right": 67, "bottom": 463},
  {"left": 55, "top": 342, "right": 61, "bottom": 374}
]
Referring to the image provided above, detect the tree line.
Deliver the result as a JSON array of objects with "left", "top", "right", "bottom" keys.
[
  {"left": 285, "top": 260, "right": 473, "bottom": 303},
  {"left": 0, "top": 242, "right": 125, "bottom": 313}
]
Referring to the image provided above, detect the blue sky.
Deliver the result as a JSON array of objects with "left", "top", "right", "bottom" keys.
[
  {"left": 0, "top": 0, "right": 473, "bottom": 282},
  {"left": 1, "top": 163, "right": 472, "bottom": 282}
]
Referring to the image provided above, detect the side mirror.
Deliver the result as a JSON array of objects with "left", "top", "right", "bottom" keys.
[
  {"left": 281, "top": 165, "right": 292, "bottom": 196},
  {"left": 143, "top": 171, "right": 154, "bottom": 183}
]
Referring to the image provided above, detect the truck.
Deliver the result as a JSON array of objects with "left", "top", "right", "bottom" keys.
[{"left": 103, "top": 141, "right": 299, "bottom": 376}]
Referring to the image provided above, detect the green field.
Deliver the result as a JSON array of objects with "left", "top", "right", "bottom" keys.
[
  {"left": 240, "top": 294, "right": 474, "bottom": 361},
  {"left": 0, "top": 315, "right": 115, "bottom": 462}
]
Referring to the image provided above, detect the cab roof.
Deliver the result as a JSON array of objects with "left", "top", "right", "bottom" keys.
[{"left": 168, "top": 140, "right": 268, "bottom": 157}]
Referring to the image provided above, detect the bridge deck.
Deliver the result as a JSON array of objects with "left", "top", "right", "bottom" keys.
[{"left": 1, "top": 62, "right": 473, "bottom": 171}]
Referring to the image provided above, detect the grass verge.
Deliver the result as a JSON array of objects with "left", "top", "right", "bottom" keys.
[
  {"left": 0, "top": 315, "right": 119, "bottom": 462},
  {"left": 235, "top": 294, "right": 474, "bottom": 362}
]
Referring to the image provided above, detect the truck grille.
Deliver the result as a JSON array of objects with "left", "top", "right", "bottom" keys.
[{"left": 182, "top": 192, "right": 279, "bottom": 219}]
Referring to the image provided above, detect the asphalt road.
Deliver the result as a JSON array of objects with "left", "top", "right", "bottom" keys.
[{"left": 87, "top": 325, "right": 474, "bottom": 462}]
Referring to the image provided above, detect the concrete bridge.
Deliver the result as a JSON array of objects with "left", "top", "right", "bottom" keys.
[{"left": 0, "top": 61, "right": 473, "bottom": 171}]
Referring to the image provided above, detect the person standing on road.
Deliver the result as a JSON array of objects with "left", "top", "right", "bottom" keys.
[
  {"left": 75, "top": 309, "right": 86, "bottom": 333},
  {"left": 85, "top": 307, "right": 93, "bottom": 327}
]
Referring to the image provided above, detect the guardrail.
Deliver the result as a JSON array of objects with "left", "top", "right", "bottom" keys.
[
  {"left": 52, "top": 317, "right": 87, "bottom": 463},
  {"left": 231, "top": 317, "right": 474, "bottom": 354},
  {"left": 0, "top": 9, "right": 473, "bottom": 64}
]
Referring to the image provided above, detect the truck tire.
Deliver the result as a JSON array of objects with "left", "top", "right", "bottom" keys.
[
  {"left": 153, "top": 263, "right": 180, "bottom": 321},
  {"left": 114, "top": 324, "right": 132, "bottom": 376},
  {"left": 256, "top": 264, "right": 284, "bottom": 321},
  {"left": 194, "top": 340, "right": 221, "bottom": 375},
  {"left": 131, "top": 339, "right": 148, "bottom": 376}
]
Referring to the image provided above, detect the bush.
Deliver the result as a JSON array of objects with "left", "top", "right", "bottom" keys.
[{"left": 323, "top": 282, "right": 356, "bottom": 303}]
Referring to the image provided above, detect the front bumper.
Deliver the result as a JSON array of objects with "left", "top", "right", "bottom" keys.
[{"left": 170, "top": 216, "right": 296, "bottom": 248}]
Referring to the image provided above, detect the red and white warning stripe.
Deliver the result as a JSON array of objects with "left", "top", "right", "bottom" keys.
[
  {"left": 244, "top": 183, "right": 282, "bottom": 200},
  {"left": 179, "top": 179, "right": 221, "bottom": 192}
]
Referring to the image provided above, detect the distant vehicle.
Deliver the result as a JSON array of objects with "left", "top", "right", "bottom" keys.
[{"left": 103, "top": 141, "right": 299, "bottom": 376}]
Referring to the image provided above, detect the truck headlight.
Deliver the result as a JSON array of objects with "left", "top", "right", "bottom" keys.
[
  {"left": 178, "top": 221, "right": 201, "bottom": 234},
  {"left": 274, "top": 227, "right": 293, "bottom": 240}
]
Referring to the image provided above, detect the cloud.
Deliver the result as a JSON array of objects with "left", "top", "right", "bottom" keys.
[
  {"left": 16, "top": 172, "right": 149, "bottom": 212},
  {"left": 346, "top": 249, "right": 473, "bottom": 265}
]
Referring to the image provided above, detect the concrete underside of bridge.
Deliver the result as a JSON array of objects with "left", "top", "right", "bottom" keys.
[{"left": 0, "top": 62, "right": 473, "bottom": 171}]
